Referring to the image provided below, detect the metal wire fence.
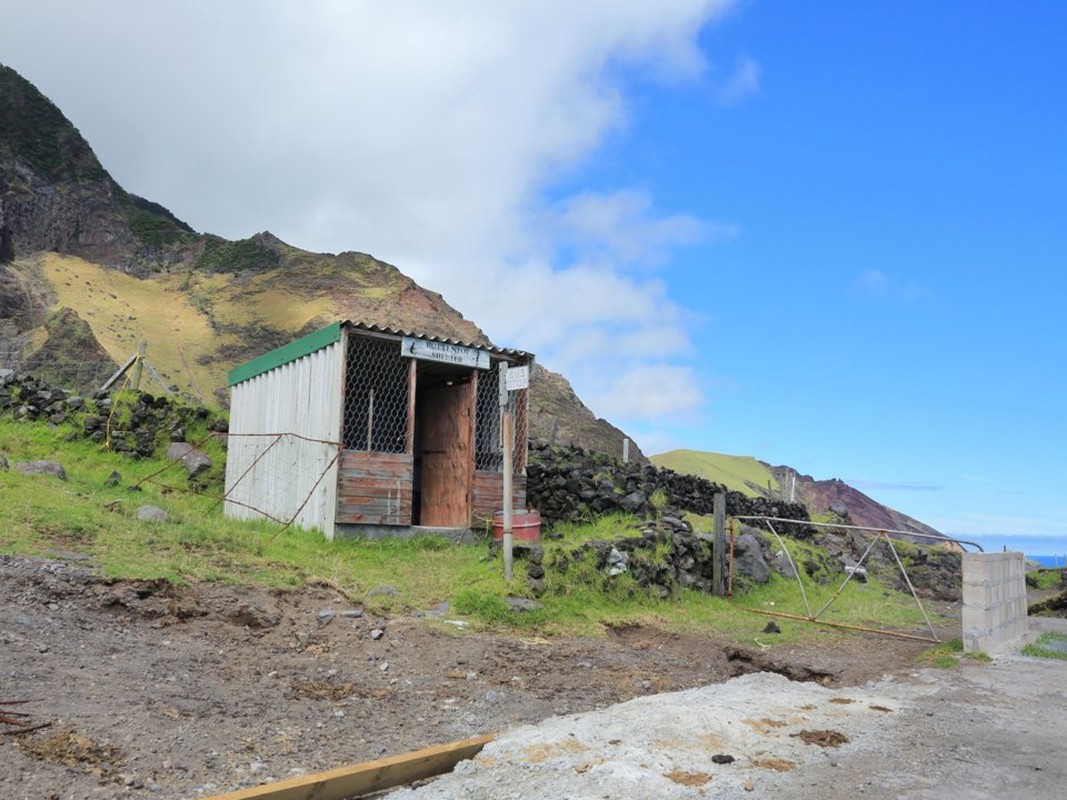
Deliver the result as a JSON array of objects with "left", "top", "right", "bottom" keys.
[
  {"left": 511, "top": 384, "right": 528, "bottom": 471},
  {"left": 475, "top": 364, "right": 502, "bottom": 471},
  {"left": 474, "top": 360, "right": 528, "bottom": 471},
  {"left": 0, "top": 355, "right": 119, "bottom": 395},
  {"left": 341, "top": 335, "right": 410, "bottom": 453}
]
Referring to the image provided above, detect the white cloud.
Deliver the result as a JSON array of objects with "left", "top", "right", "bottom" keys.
[
  {"left": 713, "top": 55, "right": 762, "bottom": 105},
  {"left": 556, "top": 189, "right": 712, "bottom": 267},
  {"left": 932, "top": 510, "right": 1067, "bottom": 541},
  {"left": 629, "top": 430, "right": 687, "bottom": 458},
  {"left": 848, "top": 479, "right": 944, "bottom": 492},
  {"left": 1, "top": 0, "right": 742, "bottom": 425},
  {"left": 856, "top": 269, "right": 891, "bottom": 294},
  {"left": 853, "top": 269, "right": 930, "bottom": 300},
  {"left": 590, "top": 363, "right": 704, "bottom": 419}
]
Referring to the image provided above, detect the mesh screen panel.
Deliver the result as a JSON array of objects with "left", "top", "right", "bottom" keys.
[
  {"left": 475, "top": 363, "right": 502, "bottom": 471},
  {"left": 474, "top": 361, "right": 528, "bottom": 471},
  {"left": 342, "top": 336, "right": 409, "bottom": 452}
]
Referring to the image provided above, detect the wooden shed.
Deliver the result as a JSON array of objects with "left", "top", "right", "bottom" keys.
[{"left": 223, "top": 321, "right": 534, "bottom": 539}]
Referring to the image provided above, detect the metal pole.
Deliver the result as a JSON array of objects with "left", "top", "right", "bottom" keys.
[
  {"left": 622, "top": 438, "right": 630, "bottom": 463},
  {"left": 502, "top": 412, "right": 514, "bottom": 580},
  {"left": 732, "top": 515, "right": 985, "bottom": 552},
  {"left": 736, "top": 607, "right": 940, "bottom": 643},
  {"left": 727, "top": 518, "right": 735, "bottom": 599},
  {"left": 499, "top": 367, "right": 513, "bottom": 581}
]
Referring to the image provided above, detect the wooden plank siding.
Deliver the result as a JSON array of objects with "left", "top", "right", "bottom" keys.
[
  {"left": 336, "top": 450, "right": 413, "bottom": 525},
  {"left": 472, "top": 471, "right": 528, "bottom": 526}
]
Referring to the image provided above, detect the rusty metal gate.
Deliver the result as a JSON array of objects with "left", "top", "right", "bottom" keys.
[{"left": 730, "top": 516, "right": 984, "bottom": 642}]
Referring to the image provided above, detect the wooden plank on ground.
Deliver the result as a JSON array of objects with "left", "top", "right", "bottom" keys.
[{"left": 204, "top": 734, "right": 493, "bottom": 800}]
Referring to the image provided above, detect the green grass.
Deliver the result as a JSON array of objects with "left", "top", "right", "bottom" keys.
[
  {"left": 651, "top": 449, "right": 776, "bottom": 498},
  {"left": 917, "top": 639, "right": 965, "bottom": 668},
  {"left": 1026, "top": 569, "right": 1064, "bottom": 591},
  {"left": 1, "top": 414, "right": 949, "bottom": 640},
  {"left": 196, "top": 235, "right": 282, "bottom": 274},
  {"left": 1022, "top": 632, "right": 1067, "bottom": 661},
  {"left": 0, "top": 419, "right": 499, "bottom": 609},
  {"left": 916, "top": 639, "right": 995, "bottom": 667}
]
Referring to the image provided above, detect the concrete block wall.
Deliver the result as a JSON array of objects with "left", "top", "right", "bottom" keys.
[{"left": 961, "top": 551, "right": 1028, "bottom": 654}]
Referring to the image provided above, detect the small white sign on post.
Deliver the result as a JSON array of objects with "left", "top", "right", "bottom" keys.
[{"left": 505, "top": 365, "right": 529, "bottom": 391}]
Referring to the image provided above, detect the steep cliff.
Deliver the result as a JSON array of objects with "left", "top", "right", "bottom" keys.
[{"left": 0, "top": 64, "right": 195, "bottom": 273}]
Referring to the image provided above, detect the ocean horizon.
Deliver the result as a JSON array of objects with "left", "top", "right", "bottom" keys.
[{"left": 1029, "top": 554, "right": 1067, "bottom": 568}]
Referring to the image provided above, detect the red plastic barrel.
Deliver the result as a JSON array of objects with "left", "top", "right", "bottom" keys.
[{"left": 492, "top": 509, "right": 541, "bottom": 542}]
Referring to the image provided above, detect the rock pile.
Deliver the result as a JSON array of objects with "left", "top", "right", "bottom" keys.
[
  {"left": 0, "top": 370, "right": 226, "bottom": 461},
  {"left": 0, "top": 371, "right": 225, "bottom": 494},
  {"left": 0, "top": 369, "right": 90, "bottom": 426},
  {"left": 533, "top": 515, "right": 785, "bottom": 599}
]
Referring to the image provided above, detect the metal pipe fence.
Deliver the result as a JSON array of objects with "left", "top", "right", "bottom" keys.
[{"left": 729, "top": 515, "right": 973, "bottom": 642}]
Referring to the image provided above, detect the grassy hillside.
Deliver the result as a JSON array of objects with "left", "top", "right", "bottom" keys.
[
  {"left": 651, "top": 449, "right": 778, "bottom": 498},
  {"left": 25, "top": 250, "right": 440, "bottom": 405},
  {"left": 37, "top": 253, "right": 229, "bottom": 399},
  {"left": 0, "top": 411, "right": 940, "bottom": 640}
]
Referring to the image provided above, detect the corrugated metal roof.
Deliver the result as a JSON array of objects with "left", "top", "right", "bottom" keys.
[
  {"left": 228, "top": 322, "right": 343, "bottom": 386},
  {"left": 343, "top": 321, "right": 534, "bottom": 360},
  {"left": 228, "top": 320, "right": 534, "bottom": 386}
]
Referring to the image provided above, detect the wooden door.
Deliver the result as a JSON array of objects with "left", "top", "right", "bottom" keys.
[{"left": 418, "top": 382, "right": 474, "bottom": 526}]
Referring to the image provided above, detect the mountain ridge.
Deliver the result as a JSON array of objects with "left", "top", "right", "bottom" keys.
[
  {"left": 0, "top": 63, "right": 642, "bottom": 457},
  {"left": 652, "top": 449, "right": 947, "bottom": 540}
]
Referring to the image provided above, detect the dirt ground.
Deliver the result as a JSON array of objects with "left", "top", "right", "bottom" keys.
[{"left": 1, "top": 552, "right": 961, "bottom": 800}]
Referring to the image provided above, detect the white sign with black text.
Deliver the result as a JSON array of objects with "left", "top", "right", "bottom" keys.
[
  {"left": 401, "top": 337, "right": 491, "bottom": 369},
  {"left": 505, "top": 365, "right": 529, "bottom": 391}
]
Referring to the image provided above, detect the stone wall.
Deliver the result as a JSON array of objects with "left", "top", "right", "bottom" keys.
[
  {"left": 526, "top": 441, "right": 811, "bottom": 531},
  {"left": 961, "top": 551, "right": 1028, "bottom": 654},
  {"left": 0, "top": 370, "right": 227, "bottom": 464}
]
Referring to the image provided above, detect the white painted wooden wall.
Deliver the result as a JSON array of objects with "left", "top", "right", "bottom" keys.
[{"left": 224, "top": 340, "right": 344, "bottom": 537}]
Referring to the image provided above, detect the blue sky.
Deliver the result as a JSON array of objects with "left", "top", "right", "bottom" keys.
[{"left": 2, "top": 1, "right": 1064, "bottom": 555}]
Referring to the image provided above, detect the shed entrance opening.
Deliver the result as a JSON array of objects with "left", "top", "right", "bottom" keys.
[{"left": 413, "top": 362, "right": 476, "bottom": 527}]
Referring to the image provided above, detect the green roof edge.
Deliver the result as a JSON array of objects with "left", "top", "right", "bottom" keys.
[{"left": 228, "top": 321, "right": 343, "bottom": 386}]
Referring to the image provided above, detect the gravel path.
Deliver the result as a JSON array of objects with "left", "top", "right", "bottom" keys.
[{"left": 386, "top": 617, "right": 1067, "bottom": 799}]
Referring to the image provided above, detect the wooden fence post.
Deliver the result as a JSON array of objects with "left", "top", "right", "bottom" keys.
[
  {"left": 130, "top": 339, "right": 147, "bottom": 392},
  {"left": 713, "top": 492, "right": 726, "bottom": 597}
]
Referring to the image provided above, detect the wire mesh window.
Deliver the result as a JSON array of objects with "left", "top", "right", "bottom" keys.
[
  {"left": 342, "top": 335, "right": 409, "bottom": 452},
  {"left": 511, "top": 384, "right": 528, "bottom": 471},
  {"left": 474, "top": 360, "right": 528, "bottom": 471},
  {"left": 474, "top": 363, "right": 502, "bottom": 471}
]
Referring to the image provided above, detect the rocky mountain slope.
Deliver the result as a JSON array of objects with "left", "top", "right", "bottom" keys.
[
  {"left": 0, "top": 64, "right": 627, "bottom": 456},
  {"left": 0, "top": 64, "right": 194, "bottom": 273},
  {"left": 769, "top": 465, "right": 944, "bottom": 540}
]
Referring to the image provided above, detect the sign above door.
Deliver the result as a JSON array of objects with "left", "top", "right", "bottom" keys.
[{"left": 401, "top": 336, "right": 491, "bottom": 370}]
